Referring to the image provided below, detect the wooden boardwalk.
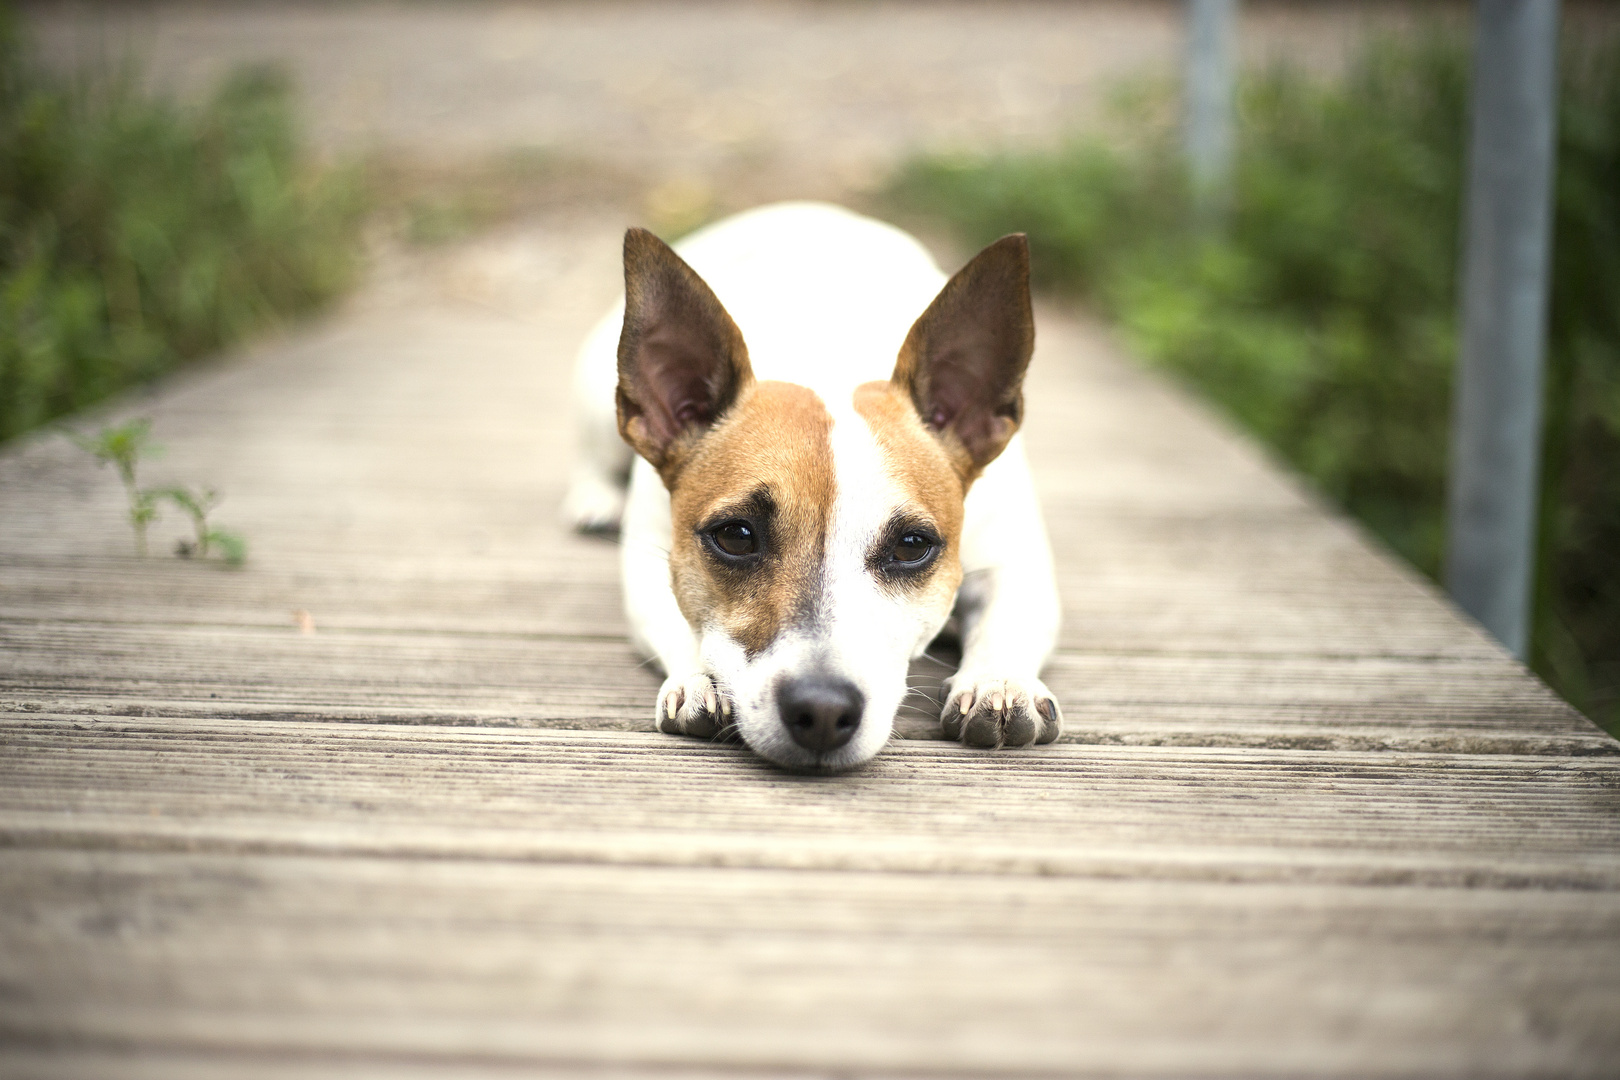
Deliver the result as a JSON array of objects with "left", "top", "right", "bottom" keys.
[{"left": 2, "top": 212, "right": 1618, "bottom": 1079}]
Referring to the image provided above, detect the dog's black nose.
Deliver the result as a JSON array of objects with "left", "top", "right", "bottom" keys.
[{"left": 778, "top": 676, "right": 864, "bottom": 753}]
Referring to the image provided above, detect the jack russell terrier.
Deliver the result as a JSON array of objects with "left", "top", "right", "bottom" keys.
[{"left": 565, "top": 202, "right": 1060, "bottom": 772}]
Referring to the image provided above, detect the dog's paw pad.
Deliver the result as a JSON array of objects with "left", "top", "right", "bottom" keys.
[
  {"left": 655, "top": 672, "right": 731, "bottom": 739},
  {"left": 940, "top": 676, "right": 1061, "bottom": 748}
]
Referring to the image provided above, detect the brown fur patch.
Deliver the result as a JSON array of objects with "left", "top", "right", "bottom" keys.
[
  {"left": 668, "top": 381, "right": 836, "bottom": 656},
  {"left": 852, "top": 382, "right": 966, "bottom": 609}
]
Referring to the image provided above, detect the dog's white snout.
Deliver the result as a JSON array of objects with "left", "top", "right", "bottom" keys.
[{"left": 775, "top": 673, "right": 864, "bottom": 754}]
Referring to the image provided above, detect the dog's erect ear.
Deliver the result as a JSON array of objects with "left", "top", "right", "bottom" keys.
[
  {"left": 616, "top": 227, "right": 753, "bottom": 478},
  {"left": 891, "top": 234, "right": 1034, "bottom": 481}
]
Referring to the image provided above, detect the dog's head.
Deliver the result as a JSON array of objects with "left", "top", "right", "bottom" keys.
[{"left": 616, "top": 228, "right": 1033, "bottom": 771}]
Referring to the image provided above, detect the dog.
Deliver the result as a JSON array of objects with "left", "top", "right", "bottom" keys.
[{"left": 564, "top": 202, "right": 1060, "bottom": 772}]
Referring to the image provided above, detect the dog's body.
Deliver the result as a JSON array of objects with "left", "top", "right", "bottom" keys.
[{"left": 565, "top": 203, "right": 1060, "bottom": 771}]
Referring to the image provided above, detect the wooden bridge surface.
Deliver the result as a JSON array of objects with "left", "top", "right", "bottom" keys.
[{"left": 1, "top": 211, "right": 1618, "bottom": 1079}]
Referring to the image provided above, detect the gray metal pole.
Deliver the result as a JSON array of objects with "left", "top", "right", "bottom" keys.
[
  {"left": 1184, "top": 0, "right": 1236, "bottom": 209},
  {"left": 1446, "top": 0, "right": 1561, "bottom": 660}
]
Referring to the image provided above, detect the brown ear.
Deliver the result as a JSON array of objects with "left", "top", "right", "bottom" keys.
[
  {"left": 615, "top": 227, "right": 753, "bottom": 480},
  {"left": 891, "top": 233, "right": 1034, "bottom": 481}
]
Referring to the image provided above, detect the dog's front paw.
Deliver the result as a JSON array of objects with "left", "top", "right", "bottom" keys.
[
  {"left": 940, "top": 675, "right": 1062, "bottom": 748},
  {"left": 562, "top": 473, "right": 626, "bottom": 535},
  {"left": 655, "top": 672, "right": 732, "bottom": 739}
]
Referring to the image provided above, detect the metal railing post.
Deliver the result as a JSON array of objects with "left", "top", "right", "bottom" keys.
[
  {"left": 1445, "top": 0, "right": 1561, "bottom": 660},
  {"left": 1184, "top": 0, "right": 1236, "bottom": 214}
]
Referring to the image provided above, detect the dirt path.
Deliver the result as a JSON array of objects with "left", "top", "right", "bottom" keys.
[{"left": 25, "top": 0, "right": 1424, "bottom": 200}]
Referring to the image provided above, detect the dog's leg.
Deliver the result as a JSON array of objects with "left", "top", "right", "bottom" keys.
[
  {"left": 562, "top": 305, "right": 635, "bottom": 533},
  {"left": 620, "top": 461, "right": 731, "bottom": 739},
  {"left": 941, "top": 445, "right": 1063, "bottom": 748},
  {"left": 877, "top": 231, "right": 1057, "bottom": 748}
]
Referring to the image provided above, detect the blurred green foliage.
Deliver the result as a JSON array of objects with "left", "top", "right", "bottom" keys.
[
  {"left": 0, "top": 13, "right": 363, "bottom": 444},
  {"left": 888, "top": 32, "right": 1620, "bottom": 734}
]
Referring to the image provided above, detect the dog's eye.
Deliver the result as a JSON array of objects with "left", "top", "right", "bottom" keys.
[
  {"left": 891, "top": 533, "right": 934, "bottom": 563},
  {"left": 711, "top": 520, "right": 757, "bottom": 557}
]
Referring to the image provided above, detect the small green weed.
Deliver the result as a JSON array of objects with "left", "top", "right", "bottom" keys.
[
  {"left": 64, "top": 417, "right": 160, "bottom": 555},
  {"left": 157, "top": 483, "right": 246, "bottom": 566},
  {"left": 64, "top": 417, "right": 247, "bottom": 566}
]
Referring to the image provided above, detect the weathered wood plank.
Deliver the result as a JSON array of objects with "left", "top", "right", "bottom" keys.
[
  {"left": 3, "top": 721, "right": 1619, "bottom": 1074},
  {"left": 0, "top": 622, "right": 1596, "bottom": 752},
  {"left": 4, "top": 849, "right": 1618, "bottom": 1076},
  {"left": 3, "top": 722, "right": 1617, "bottom": 883}
]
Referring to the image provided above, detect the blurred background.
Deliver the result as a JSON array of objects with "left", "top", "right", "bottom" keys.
[{"left": 2, "top": 0, "right": 1616, "bottom": 732}]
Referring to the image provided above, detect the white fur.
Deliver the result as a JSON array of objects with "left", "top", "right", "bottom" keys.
[{"left": 568, "top": 203, "right": 1060, "bottom": 770}]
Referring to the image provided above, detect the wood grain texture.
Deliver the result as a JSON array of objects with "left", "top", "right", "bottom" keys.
[{"left": 1, "top": 211, "right": 1617, "bottom": 1078}]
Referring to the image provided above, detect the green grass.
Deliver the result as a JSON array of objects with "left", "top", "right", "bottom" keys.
[
  {"left": 0, "top": 12, "right": 364, "bottom": 445},
  {"left": 886, "top": 31, "right": 1620, "bottom": 735}
]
